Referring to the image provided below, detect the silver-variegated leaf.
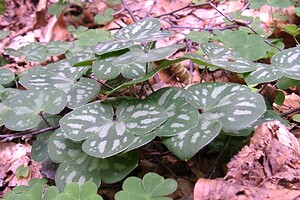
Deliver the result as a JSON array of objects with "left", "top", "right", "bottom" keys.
[
  {"left": 4, "top": 89, "right": 67, "bottom": 131},
  {"left": 46, "top": 41, "right": 73, "bottom": 56},
  {"left": 48, "top": 128, "right": 138, "bottom": 191},
  {"left": 186, "top": 82, "right": 266, "bottom": 132},
  {"left": 0, "top": 68, "right": 15, "bottom": 85},
  {"left": 20, "top": 58, "right": 99, "bottom": 109},
  {"left": 8, "top": 43, "right": 48, "bottom": 62},
  {"left": 31, "top": 116, "right": 61, "bottom": 162},
  {"left": 0, "top": 103, "right": 10, "bottom": 126},
  {"left": 124, "top": 132, "right": 156, "bottom": 152},
  {"left": 271, "top": 46, "right": 300, "bottom": 80},
  {"left": 163, "top": 115, "right": 222, "bottom": 160},
  {"left": 93, "top": 57, "right": 146, "bottom": 80},
  {"left": 114, "top": 18, "right": 172, "bottom": 42},
  {"left": 60, "top": 100, "right": 168, "bottom": 158},
  {"left": 148, "top": 87, "right": 199, "bottom": 136},
  {"left": 245, "top": 63, "right": 283, "bottom": 85},
  {"left": 200, "top": 43, "right": 257, "bottom": 73},
  {"left": 91, "top": 40, "right": 134, "bottom": 55}
]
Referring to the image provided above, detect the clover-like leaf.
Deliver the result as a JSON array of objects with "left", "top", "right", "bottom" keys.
[
  {"left": 73, "top": 29, "right": 112, "bottom": 47},
  {"left": 148, "top": 87, "right": 199, "bottom": 136},
  {"left": 3, "top": 89, "right": 67, "bottom": 131},
  {"left": 60, "top": 100, "right": 168, "bottom": 158},
  {"left": 249, "top": 0, "right": 291, "bottom": 8},
  {"left": 31, "top": 116, "right": 61, "bottom": 162},
  {"left": 56, "top": 182, "right": 103, "bottom": 200},
  {"left": 220, "top": 31, "right": 271, "bottom": 60},
  {"left": 20, "top": 58, "right": 100, "bottom": 109},
  {"left": 94, "top": 8, "right": 114, "bottom": 25},
  {"left": 124, "top": 132, "right": 156, "bottom": 152},
  {"left": 163, "top": 115, "right": 222, "bottom": 160},
  {"left": 186, "top": 82, "right": 266, "bottom": 132},
  {"left": 200, "top": 43, "right": 257, "bottom": 73},
  {"left": 115, "top": 172, "right": 177, "bottom": 200},
  {"left": 0, "top": 68, "right": 14, "bottom": 85},
  {"left": 244, "top": 63, "right": 283, "bottom": 85},
  {"left": 271, "top": 46, "right": 300, "bottom": 80},
  {"left": 5, "top": 43, "right": 47, "bottom": 62},
  {"left": 91, "top": 40, "right": 134, "bottom": 55},
  {"left": 48, "top": 128, "right": 138, "bottom": 190},
  {"left": 114, "top": 18, "right": 172, "bottom": 42},
  {"left": 46, "top": 41, "right": 73, "bottom": 56},
  {"left": 93, "top": 56, "right": 146, "bottom": 80}
]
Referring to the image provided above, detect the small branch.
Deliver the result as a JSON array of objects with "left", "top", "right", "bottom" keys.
[
  {"left": 280, "top": 106, "right": 300, "bottom": 117},
  {"left": 0, "top": 125, "right": 60, "bottom": 142},
  {"left": 39, "top": 112, "right": 52, "bottom": 127},
  {"left": 145, "top": 0, "right": 157, "bottom": 18},
  {"left": 121, "top": 0, "right": 138, "bottom": 22}
]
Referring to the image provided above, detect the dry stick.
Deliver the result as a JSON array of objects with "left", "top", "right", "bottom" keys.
[
  {"left": 121, "top": 0, "right": 138, "bottom": 22},
  {"left": 39, "top": 112, "right": 52, "bottom": 128},
  {"left": 0, "top": 125, "right": 60, "bottom": 142},
  {"left": 208, "top": 2, "right": 281, "bottom": 51},
  {"left": 145, "top": 0, "right": 157, "bottom": 18},
  {"left": 280, "top": 106, "right": 300, "bottom": 117}
]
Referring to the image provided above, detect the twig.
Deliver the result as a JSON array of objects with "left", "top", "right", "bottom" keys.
[
  {"left": 0, "top": 125, "right": 60, "bottom": 142},
  {"left": 39, "top": 112, "right": 52, "bottom": 128},
  {"left": 145, "top": 0, "right": 157, "bottom": 18},
  {"left": 121, "top": 0, "right": 138, "bottom": 22},
  {"left": 280, "top": 106, "right": 300, "bottom": 117}
]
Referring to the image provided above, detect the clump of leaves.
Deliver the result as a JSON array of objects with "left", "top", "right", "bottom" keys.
[
  {"left": 1, "top": 179, "right": 103, "bottom": 200},
  {"left": 115, "top": 172, "right": 178, "bottom": 200}
]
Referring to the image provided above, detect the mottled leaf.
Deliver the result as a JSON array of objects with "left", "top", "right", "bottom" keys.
[
  {"left": 148, "top": 87, "right": 199, "bottom": 136},
  {"left": 163, "top": 115, "right": 222, "bottom": 160},
  {"left": 91, "top": 40, "right": 134, "bottom": 55},
  {"left": 186, "top": 82, "right": 266, "bottom": 132},
  {"left": 271, "top": 46, "right": 300, "bottom": 80},
  {"left": 0, "top": 68, "right": 14, "bottom": 84},
  {"left": 4, "top": 89, "right": 67, "bottom": 131},
  {"left": 114, "top": 18, "right": 172, "bottom": 42},
  {"left": 200, "top": 43, "right": 257, "bottom": 73}
]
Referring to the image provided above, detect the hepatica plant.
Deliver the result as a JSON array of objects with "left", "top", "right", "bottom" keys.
[{"left": 1, "top": 17, "right": 299, "bottom": 192}]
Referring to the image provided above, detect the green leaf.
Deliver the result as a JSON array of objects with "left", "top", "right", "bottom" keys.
[
  {"left": 46, "top": 41, "right": 73, "bottom": 56},
  {"left": 220, "top": 31, "right": 271, "bottom": 60},
  {"left": 274, "top": 90, "right": 285, "bottom": 105},
  {"left": 282, "top": 24, "right": 300, "bottom": 37},
  {"left": 48, "top": 1, "right": 67, "bottom": 17},
  {"left": 186, "top": 82, "right": 266, "bottom": 132},
  {"left": 60, "top": 99, "right": 168, "bottom": 158},
  {"left": 48, "top": 128, "right": 138, "bottom": 190},
  {"left": 293, "top": 114, "right": 300, "bottom": 123},
  {"left": 56, "top": 182, "right": 103, "bottom": 200},
  {"left": 94, "top": 8, "right": 114, "bottom": 25},
  {"left": 0, "top": 30, "right": 10, "bottom": 40},
  {"left": 3, "top": 89, "right": 67, "bottom": 131},
  {"left": 74, "top": 29, "right": 112, "bottom": 46},
  {"left": 249, "top": 0, "right": 291, "bottom": 8},
  {"left": 186, "top": 30, "right": 212, "bottom": 44},
  {"left": 16, "top": 165, "right": 30, "bottom": 178},
  {"left": 293, "top": 7, "right": 300, "bottom": 17},
  {"left": 148, "top": 87, "right": 199, "bottom": 136},
  {"left": 271, "top": 46, "right": 300, "bottom": 80},
  {"left": 277, "top": 77, "right": 300, "bottom": 90},
  {"left": 163, "top": 115, "right": 222, "bottom": 160},
  {"left": 107, "top": 0, "right": 121, "bottom": 5},
  {"left": 244, "top": 63, "right": 283, "bottom": 85},
  {"left": 20, "top": 58, "right": 100, "bottom": 109},
  {"left": 0, "top": 68, "right": 14, "bottom": 85},
  {"left": 0, "top": 103, "right": 10, "bottom": 126},
  {"left": 115, "top": 172, "right": 177, "bottom": 200},
  {"left": 114, "top": 18, "right": 172, "bottom": 42},
  {"left": 200, "top": 43, "right": 257, "bottom": 73},
  {"left": 31, "top": 116, "right": 61, "bottom": 162}
]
